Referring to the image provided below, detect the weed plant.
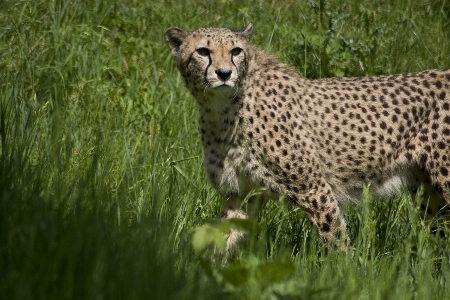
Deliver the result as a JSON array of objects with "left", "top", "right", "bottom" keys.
[{"left": 1, "top": 0, "right": 449, "bottom": 299}]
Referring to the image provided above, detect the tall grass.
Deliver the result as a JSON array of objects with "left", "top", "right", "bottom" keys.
[{"left": 1, "top": 0, "right": 449, "bottom": 299}]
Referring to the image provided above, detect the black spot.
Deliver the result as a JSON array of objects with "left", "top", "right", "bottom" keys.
[
  {"left": 321, "top": 223, "right": 330, "bottom": 232},
  {"left": 325, "top": 213, "right": 333, "bottom": 223},
  {"left": 435, "top": 184, "right": 443, "bottom": 193}
]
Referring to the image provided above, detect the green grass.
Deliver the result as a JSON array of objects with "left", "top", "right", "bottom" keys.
[{"left": 1, "top": 0, "right": 450, "bottom": 299}]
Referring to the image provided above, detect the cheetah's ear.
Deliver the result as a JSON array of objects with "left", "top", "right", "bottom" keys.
[
  {"left": 237, "top": 23, "right": 253, "bottom": 41},
  {"left": 164, "top": 27, "right": 188, "bottom": 56}
]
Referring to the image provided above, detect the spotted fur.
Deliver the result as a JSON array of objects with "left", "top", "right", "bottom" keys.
[{"left": 165, "top": 24, "right": 450, "bottom": 253}]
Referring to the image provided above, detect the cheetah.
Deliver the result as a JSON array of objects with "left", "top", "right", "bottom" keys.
[{"left": 165, "top": 24, "right": 450, "bottom": 254}]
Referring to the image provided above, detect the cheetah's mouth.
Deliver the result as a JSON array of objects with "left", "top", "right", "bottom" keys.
[{"left": 210, "top": 81, "right": 235, "bottom": 89}]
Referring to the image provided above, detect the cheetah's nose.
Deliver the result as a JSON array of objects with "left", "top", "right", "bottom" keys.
[{"left": 215, "top": 69, "right": 232, "bottom": 81}]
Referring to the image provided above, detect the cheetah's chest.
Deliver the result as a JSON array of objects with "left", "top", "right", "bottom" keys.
[{"left": 201, "top": 117, "right": 275, "bottom": 198}]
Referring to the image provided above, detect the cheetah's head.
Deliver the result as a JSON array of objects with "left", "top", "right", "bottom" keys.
[{"left": 165, "top": 24, "right": 253, "bottom": 100}]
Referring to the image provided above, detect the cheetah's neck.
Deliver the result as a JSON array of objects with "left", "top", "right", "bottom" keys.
[{"left": 197, "top": 96, "right": 243, "bottom": 144}]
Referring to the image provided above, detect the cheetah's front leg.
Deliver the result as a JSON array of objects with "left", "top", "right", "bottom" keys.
[
  {"left": 220, "top": 194, "right": 264, "bottom": 263},
  {"left": 222, "top": 197, "right": 247, "bottom": 256}
]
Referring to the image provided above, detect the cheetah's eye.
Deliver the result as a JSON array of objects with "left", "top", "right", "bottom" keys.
[
  {"left": 231, "top": 47, "right": 243, "bottom": 56},
  {"left": 196, "top": 47, "right": 210, "bottom": 56}
]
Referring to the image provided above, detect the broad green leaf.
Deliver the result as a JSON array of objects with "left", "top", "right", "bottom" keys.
[
  {"left": 192, "top": 224, "right": 226, "bottom": 252},
  {"left": 220, "top": 218, "right": 259, "bottom": 233},
  {"left": 255, "top": 262, "right": 295, "bottom": 288},
  {"left": 221, "top": 264, "right": 250, "bottom": 287}
]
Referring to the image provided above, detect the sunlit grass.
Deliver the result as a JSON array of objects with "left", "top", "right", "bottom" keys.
[{"left": 1, "top": 0, "right": 449, "bottom": 299}]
